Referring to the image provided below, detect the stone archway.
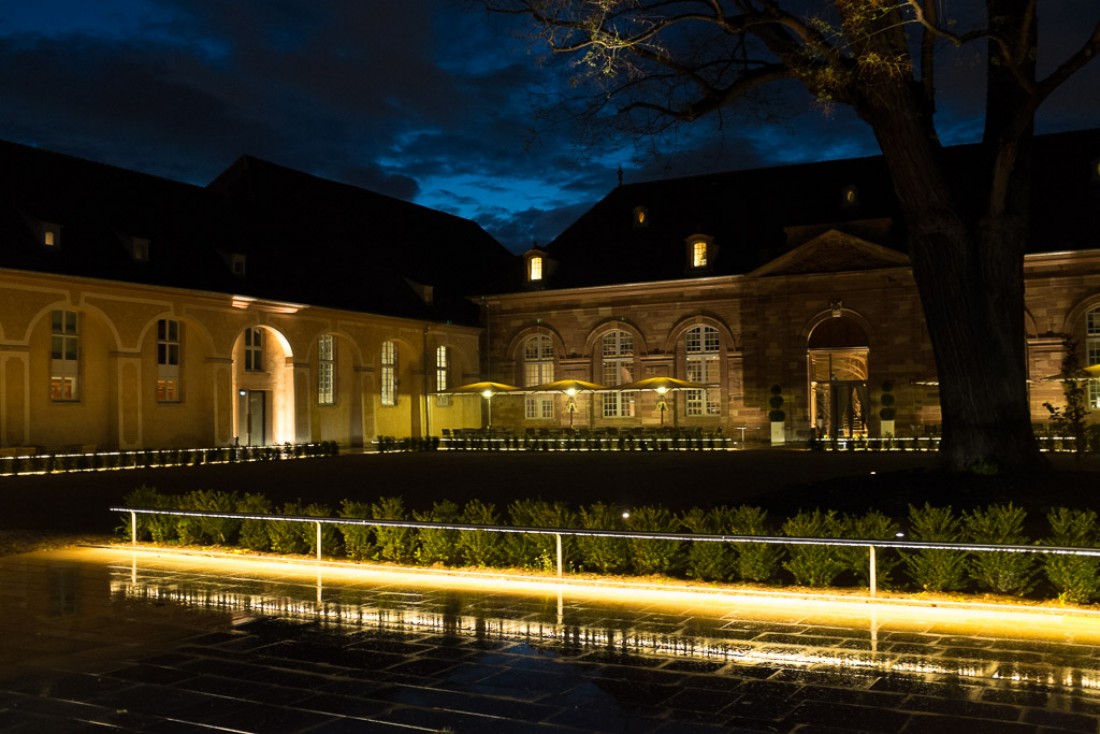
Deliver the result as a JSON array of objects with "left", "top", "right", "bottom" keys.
[
  {"left": 232, "top": 326, "right": 295, "bottom": 446},
  {"left": 807, "top": 317, "right": 869, "bottom": 439}
]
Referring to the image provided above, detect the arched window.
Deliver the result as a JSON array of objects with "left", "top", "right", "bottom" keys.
[
  {"left": 317, "top": 334, "right": 335, "bottom": 405},
  {"left": 1087, "top": 307, "right": 1100, "bottom": 408},
  {"left": 157, "top": 318, "right": 182, "bottom": 402},
  {"left": 381, "top": 340, "right": 397, "bottom": 406},
  {"left": 685, "top": 326, "right": 720, "bottom": 415},
  {"left": 524, "top": 335, "right": 554, "bottom": 418},
  {"left": 602, "top": 330, "right": 635, "bottom": 418},
  {"left": 50, "top": 309, "right": 79, "bottom": 401}
]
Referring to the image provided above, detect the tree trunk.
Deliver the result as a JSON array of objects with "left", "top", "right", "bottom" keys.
[{"left": 862, "top": 97, "right": 1046, "bottom": 473}]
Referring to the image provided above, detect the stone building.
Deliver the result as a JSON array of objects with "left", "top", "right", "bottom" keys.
[
  {"left": 479, "top": 130, "right": 1100, "bottom": 441},
  {"left": 0, "top": 141, "right": 511, "bottom": 452}
]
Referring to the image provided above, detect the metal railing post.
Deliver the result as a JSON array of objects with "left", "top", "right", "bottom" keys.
[
  {"left": 131, "top": 511, "right": 137, "bottom": 546},
  {"left": 555, "top": 533, "right": 563, "bottom": 578},
  {"left": 316, "top": 522, "right": 322, "bottom": 561},
  {"left": 869, "top": 545, "right": 877, "bottom": 598}
]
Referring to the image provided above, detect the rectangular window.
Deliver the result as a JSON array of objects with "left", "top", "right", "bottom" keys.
[
  {"left": 244, "top": 328, "right": 264, "bottom": 371},
  {"left": 524, "top": 335, "right": 554, "bottom": 418},
  {"left": 692, "top": 241, "right": 708, "bottom": 268},
  {"left": 529, "top": 256, "right": 543, "bottom": 281},
  {"left": 50, "top": 309, "right": 79, "bottom": 401},
  {"left": 156, "top": 319, "right": 181, "bottom": 402},
  {"left": 601, "top": 331, "right": 635, "bottom": 418},
  {"left": 318, "top": 334, "right": 335, "bottom": 405},
  {"left": 435, "top": 346, "right": 450, "bottom": 407},
  {"left": 381, "top": 340, "right": 397, "bottom": 406}
]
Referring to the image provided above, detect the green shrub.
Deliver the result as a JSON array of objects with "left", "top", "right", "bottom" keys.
[
  {"left": 458, "top": 499, "right": 503, "bottom": 567},
  {"left": 415, "top": 500, "right": 461, "bottom": 566},
  {"left": 728, "top": 506, "right": 783, "bottom": 583},
  {"left": 577, "top": 503, "right": 631, "bottom": 573},
  {"left": 176, "top": 489, "right": 239, "bottom": 545},
  {"left": 339, "top": 500, "right": 375, "bottom": 560},
  {"left": 301, "top": 503, "right": 340, "bottom": 558},
  {"left": 1044, "top": 507, "right": 1100, "bottom": 604},
  {"left": 902, "top": 504, "right": 968, "bottom": 592},
  {"left": 507, "top": 499, "right": 577, "bottom": 571},
  {"left": 782, "top": 509, "right": 845, "bottom": 587},
  {"left": 371, "top": 496, "right": 415, "bottom": 563},
  {"left": 237, "top": 493, "right": 273, "bottom": 551},
  {"left": 681, "top": 506, "right": 735, "bottom": 582},
  {"left": 963, "top": 503, "right": 1035, "bottom": 596},
  {"left": 121, "top": 485, "right": 171, "bottom": 542},
  {"left": 268, "top": 501, "right": 307, "bottom": 554},
  {"left": 841, "top": 511, "right": 900, "bottom": 588},
  {"left": 627, "top": 505, "right": 683, "bottom": 576}
]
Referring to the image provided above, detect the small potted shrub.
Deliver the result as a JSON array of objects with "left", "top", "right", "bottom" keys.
[
  {"left": 879, "top": 381, "right": 896, "bottom": 438},
  {"left": 768, "top": 385, "right": 786, "bottom": 445}
]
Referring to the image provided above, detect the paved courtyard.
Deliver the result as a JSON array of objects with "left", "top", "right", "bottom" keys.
[{"left": 3, "top": 547, "right": 1100, "bottom": 732}]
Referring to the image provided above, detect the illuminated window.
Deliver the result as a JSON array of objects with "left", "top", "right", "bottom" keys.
[
  {"left": 156, "top": 319, "right": 181, "bottom": 402},
  {"left": 231, "top": 253, "right": 247, "bottom": 276},
  {"left": 528, "top": 256, "right": 543, "bottom": 282},
  {"left": 244, "top": 328, "right": 264, "bottom": 371},
  {"left": 685, "top": 326, "right": 720, "bottom": 416},
  {"left": 1088, "top": 309, "right": 1100, "bottom": 408},
  {"left": 602, "top": 330, "right": 634, "bottom": 418},
  {"left": 524, "top": 335, "right": 554, "bottom": 419},
  {"left": 318, "top": 334, "right": 335, "bottom": 405},
  {"left": 381, "top": 340, "right": 397, "bottom": 406},
  {"left": 633, "top": 206, "right": 648, "bottom": 227},
  {"left": 692, "top": 241, "right": 708, "bottom": 268},
  {"left": 435, "top": 346, "right": 450, "bottom": 407},
  {"left": 50, "top": 309, "right": 79, "bottom": 401},
  {"left": 132, "top": 237, "right": 150, "bottom": 262},
  {"left": 43, "top": 227, "right": 58, "bottom": 247}
]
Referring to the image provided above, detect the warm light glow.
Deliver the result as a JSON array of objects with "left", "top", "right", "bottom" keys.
[
  {"left": 692, "top": 240, "right": 707, "bottom": 267},
  {"left": 481, "top": 389, "right": 493, "bottom": 399},
  {"left": 529, "top": 255, "right": 543, "bottom": 281}
]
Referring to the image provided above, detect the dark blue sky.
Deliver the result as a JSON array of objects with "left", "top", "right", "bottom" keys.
[{"left": 1, "top": 1, "right": 1097, "bottom": 253}]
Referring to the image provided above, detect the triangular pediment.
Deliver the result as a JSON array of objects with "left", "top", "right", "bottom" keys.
[{"left": 751, "top": 230, "right": 910, "bottom": 277}]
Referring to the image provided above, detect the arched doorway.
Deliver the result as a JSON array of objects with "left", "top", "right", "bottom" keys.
[
  {"left": 808, "top": 317, "right": 869, "bottom": 439},
  {"left": 232, "top": 326, "right": 295, "bottom": 446}
]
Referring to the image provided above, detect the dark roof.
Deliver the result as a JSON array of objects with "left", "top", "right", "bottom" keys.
[
  {"left": 0, "top": 141, "right": 516, "bottom": 325},
  {"left": 534, "top": 128, "right": 1100, "bottom": 290}
]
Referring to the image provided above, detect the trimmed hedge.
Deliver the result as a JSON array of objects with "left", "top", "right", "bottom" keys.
[{"left": 120, "top": 489, "right": 1100, "bottom": 604}]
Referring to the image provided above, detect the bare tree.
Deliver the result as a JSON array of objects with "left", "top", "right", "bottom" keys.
[{"left": 487, "top": 0, "right": 1100, "bottom": 473}]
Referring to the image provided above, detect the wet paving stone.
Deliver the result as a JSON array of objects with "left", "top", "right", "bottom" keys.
[{"left": 4, "top": 548, "right": 1100, "bottom": 733}]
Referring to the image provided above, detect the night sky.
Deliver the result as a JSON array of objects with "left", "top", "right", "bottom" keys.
[{"left": 1, "top": 1, "right": 1098, "bottom": 254}]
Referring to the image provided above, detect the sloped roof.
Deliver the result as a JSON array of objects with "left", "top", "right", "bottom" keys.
[
  {"left": 534, "top": 128, "right": 1100, "bottom": 290},
  {"left": 0, "top": 141, "right": 517, "bottom": 325}
]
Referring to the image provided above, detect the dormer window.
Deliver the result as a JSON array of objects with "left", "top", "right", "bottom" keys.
[
  {"left": 1092, "top": 157, "right": 1100, "bottom": 182},
  {"left": 524, "top": 247, "right": 549, "bottom": 284},
  {"left": 42, "top": 222, "right": 61, "bottom": 248},
  {"left": 686, "top": 234, "right": 714, "bottom": 271},
  {"left": 129, "top": 236, "right": 150, "bottom": 262},
  {"left": 231, "top": 253, "right": 247, "bottom": 277},
  {"left": 841, "top": 184, "right": 860, "bottom": 208},
  {"left": 692, "top": 240, "right": 708, "bottom": 268},
  {"left": 633, "top": 206, "right": 649, "bottom": 228}
]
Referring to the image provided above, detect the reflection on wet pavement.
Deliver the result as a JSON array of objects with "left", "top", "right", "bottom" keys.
[{"left": 1, "top": 547, "right": 1099, "bottom": 733}]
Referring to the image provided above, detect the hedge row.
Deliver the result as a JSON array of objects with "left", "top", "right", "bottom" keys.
[
  {"left": 1, "top": 442, "right": 339, "bottom": 476},
  {"left": 121, "top": 489, "right": 1100, "bottom": 605}
]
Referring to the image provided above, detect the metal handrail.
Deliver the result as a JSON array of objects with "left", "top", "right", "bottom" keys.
[{"left": 111, "top": 506, "right": 1100, "bottom": 598}]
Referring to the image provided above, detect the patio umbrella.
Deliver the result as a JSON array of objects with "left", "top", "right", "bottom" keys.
[
  {"left": 606, "top": 376, "right": 709, "bottom": 426},
  {"left": 437, "top": 381, "right": 520, "bottom": 428},
  {"left": 524, "top": 379, "right": 606, "bottom": 427},
  {"left": 439, "top": 381, "right": 521, "bottom": 395},
  {"left": 611, "top": 376, "right": 707, "bottom": 392}
]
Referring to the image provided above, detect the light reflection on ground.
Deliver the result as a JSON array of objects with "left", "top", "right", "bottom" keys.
[{"left": 3, "top": 546, "right": 1100, "bottom": 733}]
